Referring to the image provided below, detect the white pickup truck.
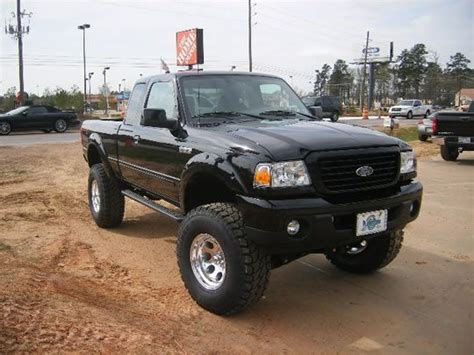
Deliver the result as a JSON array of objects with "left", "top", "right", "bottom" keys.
[{"left": 389, "top": 100, "right": 432, "bottom": 119}]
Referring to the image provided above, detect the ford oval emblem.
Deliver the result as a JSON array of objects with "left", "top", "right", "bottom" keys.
[{"left": 356, "top": 165, "right": 374, "bottom": 177}]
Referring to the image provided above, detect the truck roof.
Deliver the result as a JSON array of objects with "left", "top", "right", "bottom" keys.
[{"left": 137, "top": 71, "right": 281, "bottom": 84}]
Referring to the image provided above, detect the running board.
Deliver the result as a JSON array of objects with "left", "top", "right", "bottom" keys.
[{"left": 121, "top": 189, "right": 184, "bottom": 222}]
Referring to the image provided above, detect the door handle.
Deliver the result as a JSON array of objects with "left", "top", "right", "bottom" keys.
[{"left": 133, "top": 135, "right": 140, "bottom": 144}]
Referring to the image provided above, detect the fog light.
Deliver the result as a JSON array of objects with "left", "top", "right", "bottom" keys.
[{"left": 287, "top": 220, "right": 300, "bottom": 236}]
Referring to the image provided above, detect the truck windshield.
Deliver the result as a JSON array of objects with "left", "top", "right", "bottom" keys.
[
  {"left": 398, "top": 100, "right": 414, "bottom": 106},
  {"left": 179, "top": 74, "right": 310, "bottom": 122}
]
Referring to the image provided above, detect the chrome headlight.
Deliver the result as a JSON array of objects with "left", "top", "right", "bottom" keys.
[
  {"left": 400, "top": 151, "right": 416, "bottom": 174},
  {"left": 254, "top": 160, "right": 311, "bottom": 188}
]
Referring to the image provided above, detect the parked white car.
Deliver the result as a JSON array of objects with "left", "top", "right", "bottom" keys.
[{"left": 389, "top": 100, "right": 432, "bottom": 119}]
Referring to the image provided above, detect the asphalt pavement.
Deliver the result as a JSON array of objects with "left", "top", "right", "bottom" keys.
[{"left": 0, "top": 130, "right": 80, "bottom": 146}]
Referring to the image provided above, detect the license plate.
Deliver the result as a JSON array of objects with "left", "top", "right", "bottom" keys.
[
  {"left": 459, "top": 137, "right": 471, "bottom": 144},
  {"left": 356, "top": 210, "right": 388, "bottom": 237}
]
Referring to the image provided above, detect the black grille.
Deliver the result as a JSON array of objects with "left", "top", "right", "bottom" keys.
[{"left": 316, "top": 151, "right": 399, "bottom": 193}]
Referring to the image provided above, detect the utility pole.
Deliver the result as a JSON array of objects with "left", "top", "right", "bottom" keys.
[
  {"left": 4, "top": 1, "right": 32, "bottom": 106},
  {"left": 360, "top": 30, "right": 370, "bottom": 110},
  {"left": 248, "top": 0, "right": 252, "bottom": 72},
  {"left": 16, "top": 0, "right": 24, "bottom": 104}
]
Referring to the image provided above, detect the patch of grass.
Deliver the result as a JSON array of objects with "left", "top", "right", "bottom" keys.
[{"left": 380, "top": 126, "right": 419, "bottom": 142}]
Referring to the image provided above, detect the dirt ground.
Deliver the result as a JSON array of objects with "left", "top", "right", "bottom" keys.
[{"left": 0, "top": 142, "right": 472, "bottom": 354}]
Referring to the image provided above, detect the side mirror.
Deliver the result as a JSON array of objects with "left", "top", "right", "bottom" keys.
[
  {"left": 142, "top": 108, "right": 179, "bottom": 130},
  {"left": 22, "top": 111, "right": 28, "bottom": 116},
  {"left": 308, "top": 106, "right": 323, "bottom": 119}
]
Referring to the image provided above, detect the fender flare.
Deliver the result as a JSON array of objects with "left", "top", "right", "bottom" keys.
[
  {"left": 179, "top": 152, "right": 249, "bottom": 211},
  {"left": 87, "top": 133, "right": 116, "bottom": 178}
]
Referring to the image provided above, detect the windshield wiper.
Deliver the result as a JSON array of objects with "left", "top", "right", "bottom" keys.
[
  {"left": 193, "top": 111, "right": 262, "bottom": 120},
  {"left": 193, "top": 111, "right": 242, "bottom": 118},
  {"left": 259, "top": 110, "right": 297, "bottom": 116}
]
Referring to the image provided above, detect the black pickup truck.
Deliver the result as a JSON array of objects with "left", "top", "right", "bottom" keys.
[
  {"left": 432, "top": 102, "right": 474, "bottom": 161},
  {"left": 81, "top": 71, "right": 422, "bottom": 315}
]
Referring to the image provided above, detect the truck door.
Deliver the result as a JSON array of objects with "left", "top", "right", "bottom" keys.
[
  {"left": 116, "top": 82, "right": 149, "bottom": 188},
  {"left": 130, "top": 80, "right": 186, "bottom": 203},
  {"left": 414, "top": 100, "right": 422, "bottom": 116}
]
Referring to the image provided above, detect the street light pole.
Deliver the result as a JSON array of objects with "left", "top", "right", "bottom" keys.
[
  {"left": 103, "top": 66, "right": 110, "bottom": 116},
  {"left": 77, "top": 23, "right": 90, "bottom": 113},
  {"left": 121, "top": 78, "right": 126, "bottom": 112},
  {"left": 88, "top": 72, "right": 94, "bottom": 107}
]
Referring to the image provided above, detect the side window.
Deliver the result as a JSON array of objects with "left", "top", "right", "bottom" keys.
[
  {"left": 125, "top": 83, "right": 147, "bottom": 125},
  {"left": 28, "top": 107, "right": 47, "bottom": 115},
  {"left": 415, "top": 100, "right": 421, "bottom": 106},
  {"left": 146, "top": 81, "right": 177, "bottom": 119}
]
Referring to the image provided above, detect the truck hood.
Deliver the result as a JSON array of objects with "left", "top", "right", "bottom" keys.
[{"left": 202, "top": 119, "right": 402, "bottom": 161}]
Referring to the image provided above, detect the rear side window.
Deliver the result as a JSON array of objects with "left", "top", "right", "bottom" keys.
[
  {"left": 125, "top": 83, "right": 147, "bottom": 125},
  {"left": 28, "top": 107, "right": 48, "bottom": 115},
  {"left": 146, "top": 81, "right": 177, "bottom": 119}
]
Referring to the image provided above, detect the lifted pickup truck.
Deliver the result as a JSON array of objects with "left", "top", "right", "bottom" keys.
[
  {"left": 81, "top": 71, "right": 422, "bottom": 315},
  {"left": 432, "top": 102, "right": 474, "bottom": 161}
]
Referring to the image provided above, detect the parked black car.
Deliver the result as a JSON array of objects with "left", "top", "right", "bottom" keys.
[
  {"left": 302, "top": 95, "right": 343, "bottom": 122},
  {"left": 81, "top": 71, "right": 422, "bottom": 315},
  {"left": 0, "top": 105, "right": 79, "bottom": 135}
]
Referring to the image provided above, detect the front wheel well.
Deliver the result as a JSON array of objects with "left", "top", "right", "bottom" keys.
[
  {"left": 87, "top": 145, "right": 102, "bottom": 167},
  {"left": 183, "top": 173, "right": 236, "bottom": 213}
]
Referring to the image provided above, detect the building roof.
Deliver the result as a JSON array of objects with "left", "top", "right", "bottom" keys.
[{"left": 457, "top": 88, "right": 474, "bottom": 98}]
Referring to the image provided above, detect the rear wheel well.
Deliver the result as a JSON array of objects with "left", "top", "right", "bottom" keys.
[
  {"left": 87, "top": 145, "right": 101, "bottom": 167},
  {"left": 183, "top": 174, "right": 236, "bottom": 213}
]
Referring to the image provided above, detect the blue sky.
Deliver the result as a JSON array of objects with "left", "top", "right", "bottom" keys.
[{"left": 0, "top": 0, "right": 472, "bottom": 95}]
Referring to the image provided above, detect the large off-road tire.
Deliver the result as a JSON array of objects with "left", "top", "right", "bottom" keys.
[
  {"left": 0, "top": 121, "right": 12, "bottom": 135},
  {"left": 406, "top": 111, "right": 413, "bottom": 119},
  {"left": 330, "top": 111, "right": 339, "bottom": 122},
  {"left": 418, "top": 133, "right": 428, "bottom": 142},
  {"left": 440, "top": 145, "right": 459, "bottom": 161},
  {"left": 88, "top": 164, "right": 124, "bottom": 228},
  {"left": 54, "top": 118, "right": 68, "bottom": 133},
  {"left": 326, "top": 230, "right": 404, "bottom": 274},
  {"left": 177, "top": 203, "right": 271, "bottom": 315}
]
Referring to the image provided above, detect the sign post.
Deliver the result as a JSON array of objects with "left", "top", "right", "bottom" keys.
[{"left": 176, "top": 28, "right": 204, "bottom": 68}]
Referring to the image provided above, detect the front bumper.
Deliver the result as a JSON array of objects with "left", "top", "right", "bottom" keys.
[{"left": 237, "top": 181, "right": 423, "bottom": 254}]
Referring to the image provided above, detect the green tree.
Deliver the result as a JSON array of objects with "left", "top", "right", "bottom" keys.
[
  {"left": 445, "top": 52, "right": 474, "bottom": 92},
  {"left": 394, "top": 43, "right": 428, "bottom": 98},
  {"left": 372, "top": 63, "right": 392, "bottom": 106},
  {"left": 313, "top": 64, "right": 331, "bottom": 96},
  {"left": 0, "top": 87, "right": 17, "bottom": 111},
  {"left": 422, "top": 61, "right": 444, "bottom": 103},
  {"left": 328, "top": 59, "right": 353, "bottom": 101}
]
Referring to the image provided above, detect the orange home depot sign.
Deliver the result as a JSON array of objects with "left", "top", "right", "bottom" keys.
[{"left": 176, "top": 28, "right": 204, "bottom": 66}]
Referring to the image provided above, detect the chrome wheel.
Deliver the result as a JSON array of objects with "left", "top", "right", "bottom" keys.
[
  {"left": 55, "top": 119, "right": 67, "bottom": 132},
  {"left": 346, "top": 240, "right": 368, "bottom": 255},
  {"left": 91, "top": 180, "right": 101, "bottom": 213},
  {"left": 190, "top": 233, "right": 226, "bottom": 290},
  {"left": 0, "top": 121, "right": 11, "bottom": 135}
]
